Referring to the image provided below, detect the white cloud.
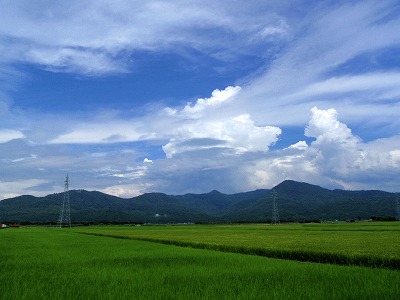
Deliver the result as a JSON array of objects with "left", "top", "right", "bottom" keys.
[
  {"left": 287, "top": 141, "right": 308, "bottom": 150},
  {"left": 0, "top": 129, "right": 25, "bottom": 143},
  {"left": 162, "top": 114, "right": 281, "bottom": 158},
  {"left": 257, "top": 18, "right": 290, "bottom": 39},
  {"left": 305, "top": 107, "right": 358, "bottom": 144},
  {"left": 234, "top": 1, "right": 400, "bottom": 128},
  {"left": 99, "top": 184, "right": 150, "bottom": 198},
  {"left": 201, "top": 107, "right": 399, "bottom": 193},
  {"left": 2, "top": 107, "right": 400, "bottom": 199},
  {"left": 0, "top": 1, "right": 288, "bottom": 75},
  {"left": 355, "top": 136, "right": 400, "bottom": 171},
  {"left": 5, "top": 154, "right": 38, "bottom": 163},
  {"left": 143, "top": 158, "right": 153, "bottom": 163},
  {"left": 147, "top": 108, "right": 373, "bottom": 194},
  {"left": 26, "top": 47, "right": 128, "bottom": 75},
  {"left": 303, "top": 108, "right": 362, "bottom": 179},
  {"left": 181, "top": 86, "right": 241, "bottom": 117},
  {"left": 49, "top": 121, "right": 152, "bottom": 144},
  {"left": 0, "top": 179, "right": 48, "bottom": 200},
  {"left": 48, "top": 85, "right": 278, "bottom": 157},
  {"left": 292, "top": 72, "right": 400, "bottom": 100}
]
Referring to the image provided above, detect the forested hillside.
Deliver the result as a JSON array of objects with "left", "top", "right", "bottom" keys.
[{"left": 0, "top": 180, "right": 398, "bottom": 224}]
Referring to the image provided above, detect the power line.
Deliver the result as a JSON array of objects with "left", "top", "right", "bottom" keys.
[{"left": 57, "top": 174, "right": 71, "bottom": 228}]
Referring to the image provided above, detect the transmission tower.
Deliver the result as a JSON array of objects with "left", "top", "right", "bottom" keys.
[
  {"left": 396, "top": 196, "right": 400, "bottom": 221},
  {"left": 271, "top": 189, "right": 280, "bottom": 225},
  {"left": 58, "top": 174, "right": 71, "bottom": 228}
]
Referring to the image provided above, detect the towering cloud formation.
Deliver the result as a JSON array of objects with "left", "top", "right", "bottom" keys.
[
  {"left": 237, "top": 106, "right": 399, "bottom": 193},
  {"left": 304, "top": 107, "right": 362, "bottom": 177},
  {"left": 162, "top": 113, "right": 281, "bottom": 158}
]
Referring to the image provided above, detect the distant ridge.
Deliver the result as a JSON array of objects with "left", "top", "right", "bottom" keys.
[{"left": 0, "top": 180, "right": 398, "bottom": 224}]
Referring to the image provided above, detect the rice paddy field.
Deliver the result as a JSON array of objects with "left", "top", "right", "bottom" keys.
[{"left": 1, "top": 222, "right": 400, "bottom": 299}]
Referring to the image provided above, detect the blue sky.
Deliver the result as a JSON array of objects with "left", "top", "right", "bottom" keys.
[{"left": 1, "top": 0, "right": 400, "bottom": 199}]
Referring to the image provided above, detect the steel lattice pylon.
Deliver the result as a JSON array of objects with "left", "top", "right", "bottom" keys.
[
  {"left": 58, "top": 174, "right": 71, "bottom": 228},
  {"left": 271, "top": 189, "right": 280, "bottom": 225}
]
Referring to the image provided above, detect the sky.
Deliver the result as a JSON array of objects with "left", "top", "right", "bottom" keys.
[{"left": 1, "top": 0, "right": 400, "bottom": 199}]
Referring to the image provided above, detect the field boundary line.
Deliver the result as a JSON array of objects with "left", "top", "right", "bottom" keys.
[{"left": 76, "top": 232, "right": 400, "bottom": 270}]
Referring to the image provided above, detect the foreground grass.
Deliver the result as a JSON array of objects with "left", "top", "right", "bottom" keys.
[
  {"left": 1, "top": 228, "right": 399, "bottom": 299},
  {"left": 74, "top": 222, "right": 400, "bottom": 269}
]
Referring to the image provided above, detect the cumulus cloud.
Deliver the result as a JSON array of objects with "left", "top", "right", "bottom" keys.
[
  {"left": 155, "top": 86, "right": 281, "bottom": 158},
  {"left": 146, "top": 107, "right": 382, "bottom": 194},
  {"left": 48, "top": 85, "right": 279, "bottom": 158},
  {"left": 304, "top": 107, "right": 362, "bottom": 179},
  {"left": 180, "top": 86, "right": 241, "bottom": 117},
  {"left": 2, "top": 107, "right": 400, "bottom": 199},
  {"left": 305, "top": 107, "right": 358, "bottom": 144},
  {"left": 287, "top": 141, "right": 308, "bottom": 150},
  {"left": 162, "top": 114, "right": 281, "bottom": 158},
  {"left": 246, "top": 107, "right": 400, "bottom": 191}
]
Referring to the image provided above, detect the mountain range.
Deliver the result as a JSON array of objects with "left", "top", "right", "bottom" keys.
[{"left": 0, "top": 180, "right": 398, "bottom": 224}]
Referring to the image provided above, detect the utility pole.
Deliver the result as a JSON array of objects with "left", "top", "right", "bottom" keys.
[
  {"left": 58, "top": 174, "right": 71, "bottom": 228},
  {"left": 396, "top": 196, "right": 400, "bottom": 221}
]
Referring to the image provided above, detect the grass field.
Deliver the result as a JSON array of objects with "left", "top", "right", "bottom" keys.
[
  {"left": 74, "top": 222, "right": 400, "bottom": 269},
  {"left": 1, "top": 223, "right": 399, "bottom": 299}
]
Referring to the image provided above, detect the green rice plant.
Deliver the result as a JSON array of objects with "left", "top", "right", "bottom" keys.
[
  {"left": 1, "top": 228, "right": 399, "bottom": 299},
  {"left": 74, "top": 222, "right": 400, "bottom": 269}
]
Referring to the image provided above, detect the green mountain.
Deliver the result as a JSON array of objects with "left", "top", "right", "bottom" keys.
[{"left": 0, "top": 180, "right": 398, "bottom": 224}]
